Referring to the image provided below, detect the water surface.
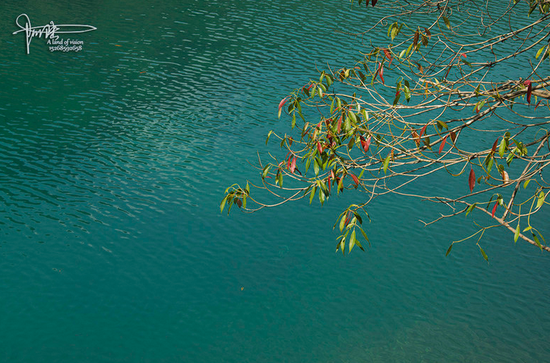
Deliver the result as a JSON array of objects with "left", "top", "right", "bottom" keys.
[{"left": 1, "top": 1, "right": 549, "bottom": 362}]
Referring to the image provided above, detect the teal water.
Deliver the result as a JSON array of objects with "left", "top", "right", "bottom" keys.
[{"left": 1, "top": 1, "right": 549, "bottom": 362}]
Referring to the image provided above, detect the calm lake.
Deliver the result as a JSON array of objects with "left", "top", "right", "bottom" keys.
[{"left": 1, "top": 0, "right": 549, "bottom": 362}]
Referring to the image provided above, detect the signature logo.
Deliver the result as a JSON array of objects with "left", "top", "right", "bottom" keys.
[{"left": 12, "top": 14, "right": 96, "bottom": 54}]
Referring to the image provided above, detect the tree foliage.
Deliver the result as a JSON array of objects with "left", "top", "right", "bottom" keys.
[{"left": 222, "top": 0, "right": 550, "bottom": 258}]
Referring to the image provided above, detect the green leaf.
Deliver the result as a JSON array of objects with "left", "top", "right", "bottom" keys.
[
  {"left": 344, "top": 115, "right": 351, "bottom": 132},
  {"left": 487, "top": 156, "right": 494, "bottom": 174},
  {"left": 533, "top": 232, "right": 542, "bottom": 250},
  {"left": 445, "top": 243, "right": 453, "bottom": 256},
  {"left": 537, "top": 191, "right": 546, "bottom": 209},
  {"left": 349, "top": 229, "right": 356, "bottom": 253},
  {"left": 443, "top": 16, "right": 451, "bottom": 29},
  {"left": 382, "top": 153, "right": 391, "bottom": 174},
  {"left": 403, "top": 84, "right": 411, "bottom": 102},
  {"left": 353, "top": 210, "right": 363, "bottom": 224},
  {"left": 359, "top": 227, "right": 370, "bottom": 247},
  {"left": 514, "top": 223, "right": 520, "bottom": 243},
  {"left": 262, "top": 165, "right": 271, "bottom": 179},
  {"left": 309, "top": 186, "right": 316, "bottom": 204},
  {"left": 220, "top": 195, "right": 228, "bottom": 213},
  {"left": 348, "top": 111, "right": 358, "bottom": 125},
  {"left": 339, "top": 213, "right": 347, "bottom": 232},
  {"left": 524, "top": 179, "right": 530, "bottom": 189},
  {"left": 479, "top": 245, "right": 489, "bottom": 261},
  {"left": 498, "top": 137, "right": 507, "bottom": 157},
  {"left": 436, "top": 120, "right": 448, "bottom": 131},
  {"left": 536, "top": 45, "right": 546, "bottom": 59},
  {"left": 313, "top": 157, "right": 320, "bottom": 176},
  {"left": 465, "top": 203, "right": 476, "bottom": 217}
]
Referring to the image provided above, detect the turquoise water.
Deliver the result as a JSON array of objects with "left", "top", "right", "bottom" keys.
[{"left": 1, "top": 1, "right": 549, "bottom": 362}]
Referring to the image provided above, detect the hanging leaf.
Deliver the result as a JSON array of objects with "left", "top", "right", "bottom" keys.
[
  {"left": 419, "top": 123, "right": 428, "bottom": 138},
  {"left": 445, "top": 243, "right": 453, "bottom": 256},
  {"left": 337, "top": 114, "right": 343, "bottom": 133},
  {"left": 412, "top": 130, "right": 420, "bottom": 146},
  {"left": 465, "top": 203, "right": 476, "bottom": 217},
  {"left": 514, "top": 223, "right": 520, "bottom": 243},
  {"left": 491, "top": 138, "right": 499, "bottom": 153},
  {"left": 424, "top": 27, "right": 431, "bottom": 39},
  {"left": 439, "top": 135, "right": 448, "bottom": 154},
  {"left": 361, "top": 136, "right": 371, "bottom": 153},
  {"left": 372, "top": 0, "right": 378, "bottom": 6},
  {"left": 468, "top": 168, "right": 476, "bottom": 192},
  {"left": 350, "top": 173, "right": 360, "bottom": 188},
  {"left": 339, "top": 212, "right": 347, "bottom": 232},
  {"left": 450, "top": 131, "right": 457, "bottom": 143},
  {"left": 220, "top": 195, "right": 228, "bottom": 213},
  {"left": 383, "top": 153, "right": 391, "bottom": 173},
  {"left": 479, "top": 245, "right": 489, "bottom": 261},
  {"left": 317, "top": 141, "right": 324, "bottom": 155},
  {"left": 498, "top": 137, "right": 507, "bottom": 157},
  {"left": 443, "top": 16, "right": 451, "bottom": 29},
  {"left": 436, "top": 120, "right": 448, "bottom": 131},
  {"left": 309, "top": 186, "right": 316, "bottom": 204},
  {"left": 524, "top": 80, "right": 532, "bottom": 104},
  {"left": 378, "top": 62, "right": 385, "bottom": 84},
  {"left": 278, "top": 97, "right": 289, "bottom": 118},
  {"left": 537, "top": 191, "right": 546, "bottom": 209},
  {"left": 383, "top": 48, "right": 393, "bottom": 67},
  {"left": 533, "top": 232, "right": 542, "bottom": 250},
  {"left": 290, "top": 156, "right": 297, "bottom": 173},
  {"left": 413, "top": 29, "right": 419, "bottom": 47},
  {"left": 491, "top": 201, "right": 498, "bottom": 218}
]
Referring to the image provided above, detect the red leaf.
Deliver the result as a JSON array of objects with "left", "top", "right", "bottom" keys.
[
  {"left": 236, "top": 199, "right": 242, "bottom": 208},
  {"left": 378, "top": 63, "right": 385, "bottom": 84},
  {"left": 278, "top": 97, "right": 288, "bottom": 113},
  {"left": 317, "top": 141, "right": 323, "bottom": 154},
  {"left": 450, "top": 131, "right": 457, "bottom": 143},
  {"left": 439, "top": 135, "right": 448, "bottom": 154},
  {"left": 524, "top": 80, "right": 532, "bottom": 104},
  {"left": 412, "top": 130, "right": 420, "bottom": 146},
  {"left": 344, "top": 212, "right": 351, "bottom": 226},
  {"left": 337, "top": 114, "right": 343, "bottom": 133},
  {"left": 491, "top": 201, "right": 498, "bottom": 218},
  {"left": 383, "top": 49, "right": 393, "bottom": 67},
  {"left": 360, "top": 136, "right": 371, "bottom": 153},
  {"left": 491, "top": 138, "right": 499, "bottom": 153},
  {"left": 350, "top": 173, "right": 359, "bottom": 188},
  {"left": 419, "top": 123, "right": 428, "bottom": 138},
  {"left": 372, "top": 0, "right": 377, "bottom": 6},
  {"left": 535, "top": 101, "right": 542, "bottom": 110},
  {"left": 424, "top": 27, "right": 431, "bottom": 39},
  {"left": 290, "top": 156, "right": 297, "bottom": 173},
  {"left": 468, "top": 168, "right": 476, "bottom": 193}
]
